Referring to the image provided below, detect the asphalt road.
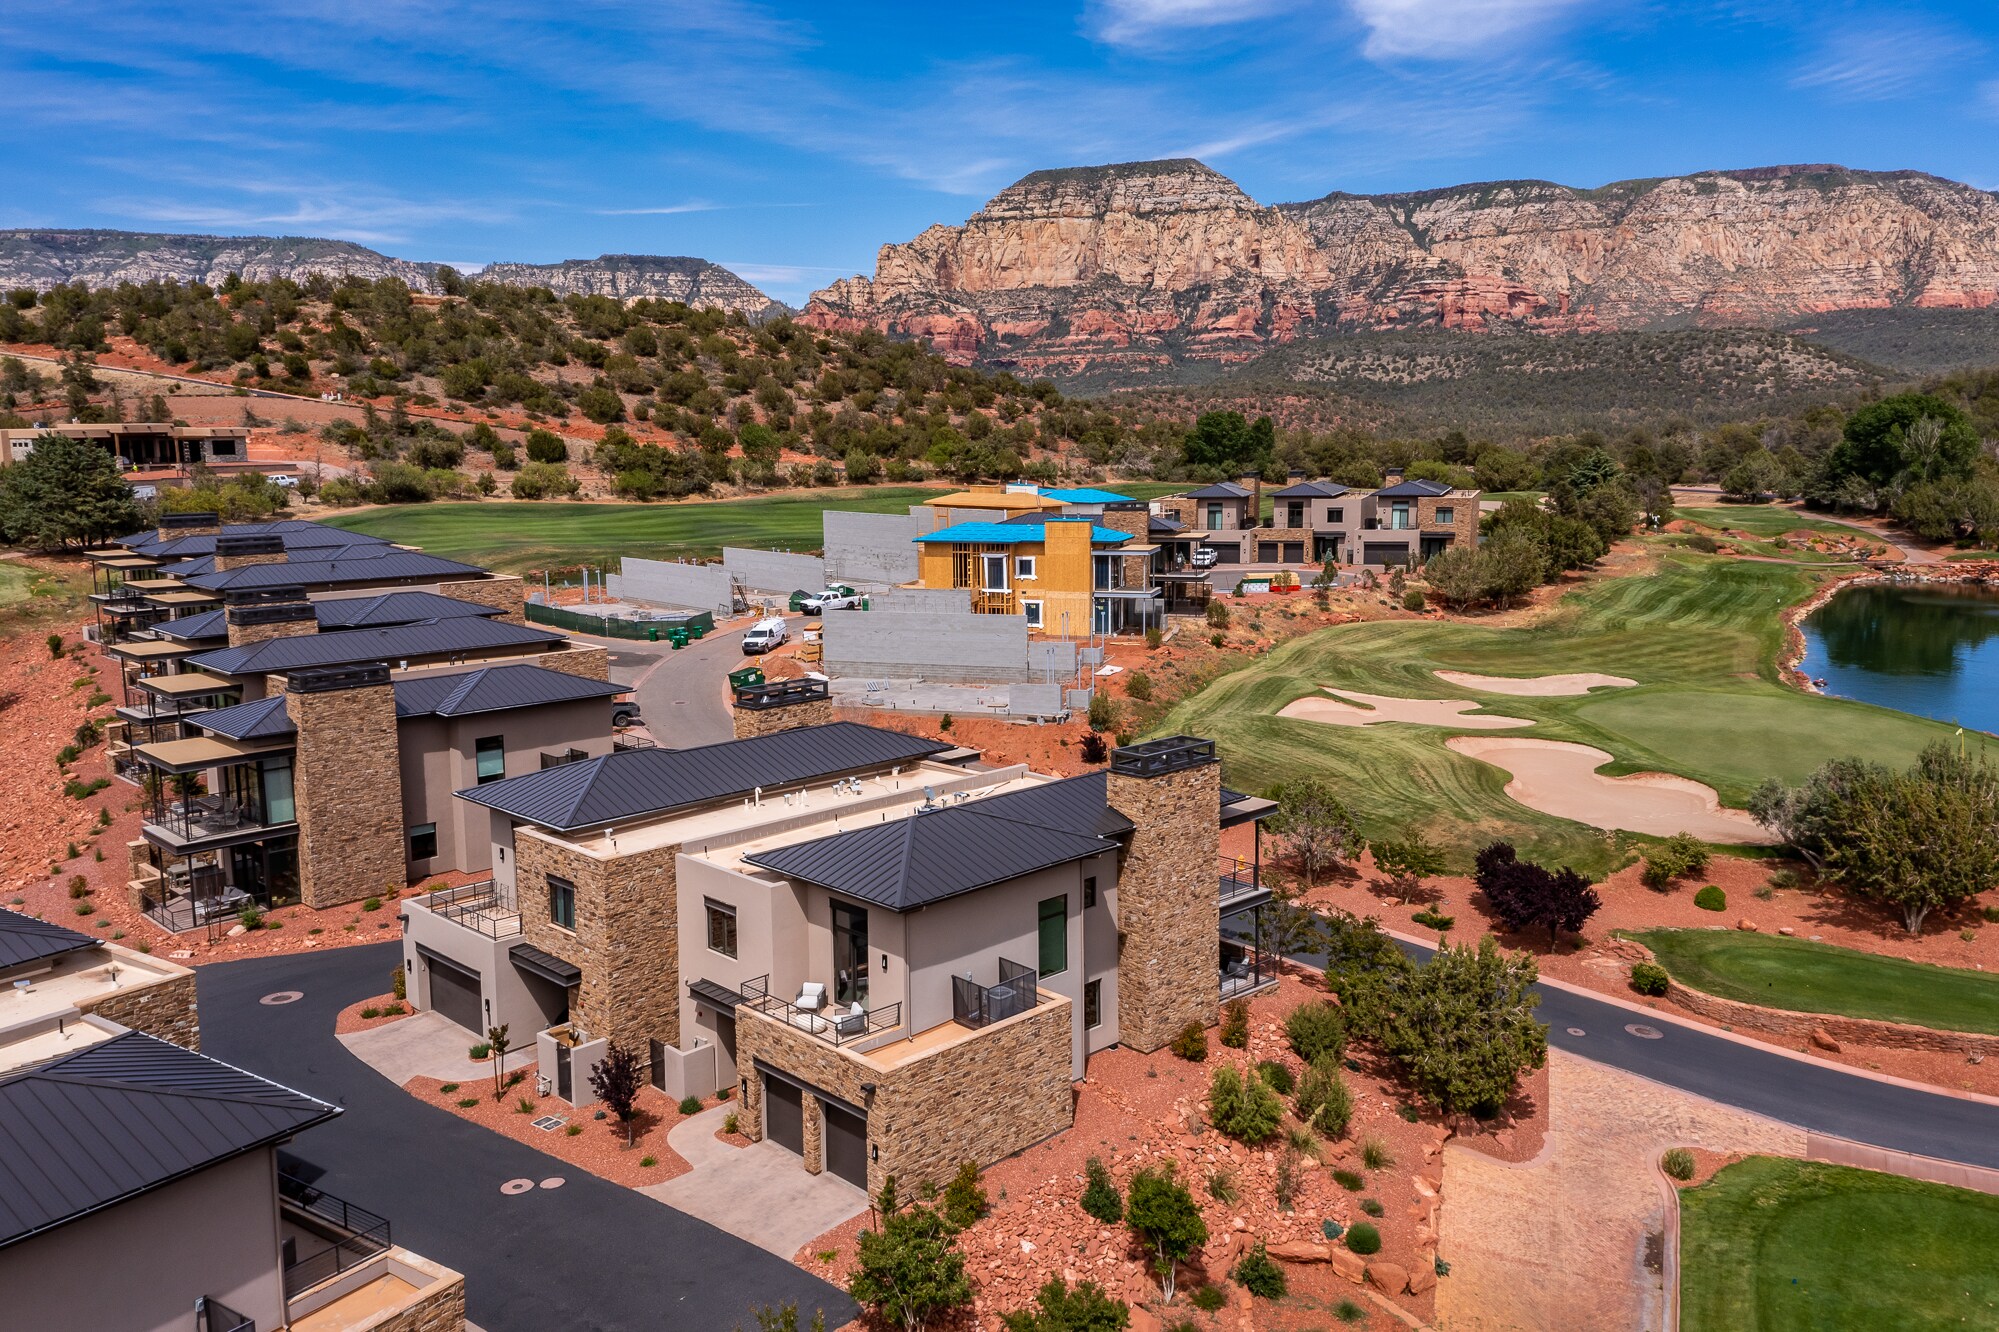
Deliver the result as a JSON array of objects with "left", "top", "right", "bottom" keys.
[
  {"left": 607, "top": 616, "right": 804, "bottom": 750},
  {"left": 198, "top": 943, "right": 853, "bottom": 1332}
]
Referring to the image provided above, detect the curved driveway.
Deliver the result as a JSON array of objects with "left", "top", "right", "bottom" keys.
[{"left": 198, "top": 942, "right": 852, "bottom": 1332}]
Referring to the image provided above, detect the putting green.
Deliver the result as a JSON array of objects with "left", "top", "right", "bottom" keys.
[
  {"left": 1681, "top": 1157, "right": 1999, "bottom": 1331},
  {"left": 1628, "top": 929, "right": 1999, "bottom": 1034}
]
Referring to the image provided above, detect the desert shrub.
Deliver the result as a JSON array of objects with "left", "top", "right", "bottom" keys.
[
  {"left": 1662, "top": 1148, "right": 1696, "bottom": 1181},
  {"left": 1219, "top": 998, "right": 1250, "bottom": 1048},
  {"left": 440, "top": 1082, "right": 459, "bottom": 1093},
  {"left": 1334, "top": 1296, "right": 1367, "bottom": 1323},
  {"left": 1694, "top": 885, "right": 1727, "bottom": 912},
  {"left": 1170, "top": 1021, "right": 1208, "bottom": 1061},
  {"left": 391, "top": 964, "right": 407, "bottom": 1000},
  {"left": 1231, "top": 1242, "right": 1287, "bottom": 1299},
  {"left": 1210, "top": 631, "right": 1226, "bottom": 648},
  {"left": 515, "top": 1096, "right": 535, "bottom": 1113},
  {"left": 942, "top": 1161, "right": 989, "bottom": 1230},
  {"left": 362, "top": 896, "right": 382, "bottom": 912},
  {"left": 46, "top": 633, "right": 64, "bottom": 658},
  {"left": 1630, "top": 963, "right": 1670, "bottom": 997},
  {"left": 1144, "top": 626, "right": 1163, "bottom": 650},
  {"left": 1360, "top": 1136, "right": 1393, "bottom": 1170},
  {"left": 1206, "top": 1168, "right": 1238, "bottom": 1203},
  {"left": 1344, "top": 1221, "right": 1381, "bottom": 1255},
  {"left": 1256, "top": 1060, "right": 1295, "bottom": 1096},
  {"left": 678, "top": 1095, "right": 703, "bottom": 1115},
  {"left": 360, "top": 1006, "right": 381, "bottom": 1020},
  {"left": 457, "top": 1097, "right": 479, "bottom": 1108},
  {"left": 1273, "top": 1148, "right": 1301, "bottom": 1211},
  {"left": 1402, "top": 588, "right": 1426, "bottom": 611},
  {"left": 1321, "top": 1219, "right": 1345, "bottom": 1241},
  {"left": 1296, "top": 1056, "right": 1353, "bottom": 1138},
  {"left": 72, "top": 901, "right": 92, "bottom": 916},
  {"left": 1206, "top": 600, "right": 1231, "bottom": 629},
  {"left": 1641, "top": 832, "right": 1710, "bottom": 890},
  {"left": 1125, "top": 671, "right": 1153, "bottom": 702},
  {"left": 1285, "top": 1123, "right": 1321, "bottom": 1158},
  {"left": 1686, "top": 533, "right": 1719, "bottom": 553},
  {"left": 1413, "top": 908, "right": 1454, "bottom": 931},
  {"left": 1189, "top": 1284, "right": 1226, "bottom": 1313},
  {"left": 67, "top": 875, "right": 88, "bottom": 898},
  {"left": 1332, "top": 1168, "right": 1364, "bottom": 1191},
  {"left": 1079, "top": 732, "right": 1109, "bottom": 764},
  {"left": 237, "top": 904, "right": 264, "bottom": 930},
  {"left": 524, "top": 428, "right": 568, "bottom": 463},
  {"left": 723, "top": 1112, "right": 739, "bottom": 1135},
  {"left": 1359, "top": 1198, "right": 1385, "bottom": 1217},
  {"left": 1207, "top": 1065, "right": 1283, "bottom": 1144},
  {"left": 1284, "top": 1001, "right": 1346, "bottom": 1065},
  {"left": 566, "top": 1123, "right": 584, "bottom": 1137},
  {"left": 469, "top": 1042, "right": 491, "bottom": 1060},
  {"left": 1080, "top": 1156, "right": 1124, "bottom": 1223}
]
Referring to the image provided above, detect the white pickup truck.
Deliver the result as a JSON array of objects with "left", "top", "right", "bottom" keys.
[{"left": 798, "top": 587, "right": 863, "bottom": 615}]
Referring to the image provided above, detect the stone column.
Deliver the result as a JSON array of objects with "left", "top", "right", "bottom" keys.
[
  {"left": 438, "top": 575, "right": 528, "bottom": 625},
  {"left": 1107, "top": 738, "right": 1221, "bottom": 1051},
  {"left": 286, "top": 666, "right": 406, "bottom": 908},
  {"left": 803, "top": 1096, "right": 825, "bottom": 1175}
]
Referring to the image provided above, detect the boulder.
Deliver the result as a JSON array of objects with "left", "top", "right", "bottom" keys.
[
  {"left": 1777, "top": 926, "right": 1795, "bottom": 936},
  {"left": 1129, "top": 1308, "right": 1163, "bottom": 1332},
  {"left": 1407, "top": 1264, "right": 1438, "bottom": 1295},
  {"left": 1737, "top": 919, "right": 1759, "bottom": 932},
  {"left": 1809, "top": 1028, "right": 1842, "bottom": 1053},
  {"left": 1329, "top": 1249, "right": 1367, "bottom": 1283},
  {"left": 1366, "top": 1263, "right": 1408, "bottom": 1295},
  {"left": 1267, "top": 1240, "right": 1330, "bottom": 1263}
]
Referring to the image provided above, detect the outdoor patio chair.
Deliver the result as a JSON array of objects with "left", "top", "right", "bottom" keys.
[
  {"left": 832, "top": 1003, "right": 867, "bottom": 1037},
  {"left": 795, "top": 982, "right": 826, "bottom": 1012}
]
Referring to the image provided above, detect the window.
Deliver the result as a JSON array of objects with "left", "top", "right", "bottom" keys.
[
  {"left": 1206, "top": 503, "right": 1224, "bottom": 531},
  {"left": 407, "top": 823, "right": 437, "bottom": 861},
  {"left": 981, "top": 553, "right": 1009, "bottom": 592},
  {"left": 1022, "top": 600, "right": 1043, "bottom": 629},
  {"left": 1037, "top": 894, "right": 1067, "bottom": 977},
  {"left": 1286, "top": 501, "right": 1304, "bottom": 528},
  {"left": 475, "top": 735, "right": 506, "bottom": 784},
  {"left": 1083, "top": 875, "right": 1097, "bottom": 909},
  {"left": 833, "top": 901, "right": 869, "bottom": 1006},
  {"left": 1084, "top": 979, "right": 1102, "bottom": 1029},
  {"left": 1436, "top": 506, "right": 1454, "bottom": 526},
  {"left": 1327, "top": 507, "right": 1344, "bottom": 524},
  {"left": 1391, "top": 502, "right": 1412, "bottom": 530},
  {"left": 1014, "top": 555, "right": 1037, "bottom": 579},
  {"left": 706, "top": 900, "right": 738, "bottom": 958},
  {"left": 548, "top": 875, "right": 576, "bottom": 931}
]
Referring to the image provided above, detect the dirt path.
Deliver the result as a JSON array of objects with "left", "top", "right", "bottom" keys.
[{"left": 1437, "top": 1050, "right": 1805, "bottom": 1332}]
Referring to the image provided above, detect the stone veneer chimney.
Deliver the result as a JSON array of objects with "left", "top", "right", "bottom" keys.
[
  {"left": 1106, "top": 735, "right": 1221, "bottom": 1051},
  {"left": 436, "top": 574, "right": 528, "bottom": 625},
  {"left": 156, "top": 510, "right": 221, "bottom": 542},
  {"left": 1238, "top": 474, "right": 1263, "bottom": 527},
  {"left": 731, "top": 678, "right": 836, "bottom": 739},
  {"left": 223, "top": 585, "right": 317, "bottom": 649},
  {"left": 211, "top": 532, "right": 287, "bottom": 573},
  {"left": 285, "top": 664, "right": 406, "bottom": 908}
]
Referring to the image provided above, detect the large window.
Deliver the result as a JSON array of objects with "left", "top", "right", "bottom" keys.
[
  {"left": 1206, "top": 503, "right": 1224, "bottom": 531},
  {"left": 706, "top": 900, "right": 738, "bottom": 958},
  {"left": 260, "top": 755, "right": 294, "bottom": 825},
  {"left": 548, "top": 875, "right": 576, "bottom": 931},
  {"left": 475, "top": 735, "right": 506, "bottom": 784},
  {"left": 981, "top": 554, "right": 1009, "bottom": 592},
  {"left": 1038, "top": 894, "right": 1067, "bottom": 977},
  {"left": 1390, "top": 502, "right": 1412, "bottom": 530},
  {"left": 1286, "top": 501, "right": 1304, "bottom": 528},
  {"left": 833, "top": 901, "right": 869, "bottom": 1006},
  {"left": 408, "top": 823, "right": 437, "bottom": 861}
]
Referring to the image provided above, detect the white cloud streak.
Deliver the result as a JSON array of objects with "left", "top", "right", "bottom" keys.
[
  {"left": 1789, "top": 19, "right": 1972, "bottom": 102},
  {"left": 1347, "top": 0, "right": 1591, "bottom": 59}
]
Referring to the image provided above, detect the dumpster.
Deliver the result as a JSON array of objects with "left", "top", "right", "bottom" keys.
[
  {"left": 728, "top": 666, "right": 765, "bottom": 691},
  {"left": 787, "top": 589, "right": 813, "bottom": 612},
  {"left": 647, "top": 626, "right": 659, "bottom": 642}
]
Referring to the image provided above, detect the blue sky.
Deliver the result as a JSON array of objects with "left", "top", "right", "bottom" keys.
[{"left": 3, "top": 1, "right": 1995, "bottom": 303}]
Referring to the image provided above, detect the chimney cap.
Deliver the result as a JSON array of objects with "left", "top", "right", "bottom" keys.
[
  {"left": 222, "top": 584, "right": 309, "bottom": 606},
  {"left": 158, "top": 511, "right": 221, "bottom": 530},
  {"left": 215, "top": 533, "right": 284, "bottom": 556},
  {"left": 286, "top": 663, "right": 391, "bottom": 694},
  {"left": 1109, "top": 735, "right": 1216, "bottom": 778},
  {"left": 734, "top": 678, "right": 830, "bottom": 710}
]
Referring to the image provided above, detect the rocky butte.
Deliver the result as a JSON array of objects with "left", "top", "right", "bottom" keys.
[{"left": 801, "top": 159, "right": 1999, "bottom": 380}]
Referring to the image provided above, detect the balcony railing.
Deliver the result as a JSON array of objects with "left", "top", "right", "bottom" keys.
[
  {"left": 740, "top": 974, "right": 901, "bottom": 1047},
  {"left": 952, "top": 957, "right": 1039, "bottom": 1030},
  {"left": 417, "top": 879, "right": 519, "bottom": 939},
  {"left": 194, "top": 1295, "right": 255, "bottom": 1332},
  {"left": 279, "top": 1173, "right": 392, "bottom": 1300},
  {"left": 146, "top": 795, "right": 291, "bottom": 845},
  {"left": 1221, "top": 900, "right": 1273, "bottom": 999},
  {"left": 1219, "top": 855, "right": 1264, "bottom": 904}
]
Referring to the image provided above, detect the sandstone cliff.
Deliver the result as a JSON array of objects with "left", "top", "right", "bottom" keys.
[
  {"left": 475, "top": 254, "right": 787, "bottom": 320},
  {"left": 803, "top": 161, "right": 1999, "bottom": 380}
]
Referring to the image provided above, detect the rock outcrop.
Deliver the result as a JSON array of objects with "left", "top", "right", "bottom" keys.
[
  {"left": 475, "top": 254, "right": 787, "bottom": 320},
  {"left": 803, "top": 160, "right": 1999, "bottom": 379}
]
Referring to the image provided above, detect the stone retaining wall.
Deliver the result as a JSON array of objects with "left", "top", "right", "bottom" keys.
[
  {"left": 82, "top": 969, "right": 200, "bottom": 1051},
  {"left": 1663, "top": 977, "right": 1999, "bottom": 1056}
]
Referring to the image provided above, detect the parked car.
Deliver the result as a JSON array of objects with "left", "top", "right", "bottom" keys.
[
  {"left": 1191, "top": 546, "right": 1220, "bottom": 569},
  {"left": 799, "top": 586, "right": 862, "bottom": 615},
  {"left": 611, "top": 693, "right": 642, "bottom": 728},
  {"left": 741, "top": 617, "right": 789, "bottom": 654}
]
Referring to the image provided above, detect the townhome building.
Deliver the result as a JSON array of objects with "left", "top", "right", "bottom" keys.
[
  {"left": 1161, "top": 470, "right": 1481, "bottom": 571},
  {"left": 401, "top": 680, "right": 1274, "bottom": 1195}
]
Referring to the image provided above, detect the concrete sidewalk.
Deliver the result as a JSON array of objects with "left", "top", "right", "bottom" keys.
[
  {"left": 339, "top": 1010, "right": 538, "bottom": 1086},
  {"left": 645, "top": 1104, "right": 869, "bottom": 1257}
]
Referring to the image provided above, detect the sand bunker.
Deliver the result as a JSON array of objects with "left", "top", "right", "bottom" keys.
[
  {"left": 1280, "top": 690, "right": 1532, "bottom": 730},
  {"left": 1434, "top": 670, "right": 1637, "bottom": 696},
  {"left": 1446, "top": 736, "right": 1778, "bottom": 843}
]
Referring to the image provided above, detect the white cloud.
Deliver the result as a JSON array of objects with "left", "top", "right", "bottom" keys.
[
  {"left": 1347, "top": 0, "right": 1589, "bottom": 60},
  {"left": 1092, "top": 0, "right": 1294, "bottom": 46},
  {"left": 1789, "top": 20, "right": 1971, "bottom": 102},
  {"left": 594, "top": 201, "right": 720, "bottom": 216}
]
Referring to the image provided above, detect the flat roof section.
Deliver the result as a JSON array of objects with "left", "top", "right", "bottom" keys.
[
  {"left": 133, "top": 671, "right": 240, "bottom": 697},
  {"left": 135, "top": 734, "right": 289, "bottom": 773}
]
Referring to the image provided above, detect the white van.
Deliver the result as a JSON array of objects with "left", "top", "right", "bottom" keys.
[{"left": 741, "top": 617, "right": 789, "bottom": 655}]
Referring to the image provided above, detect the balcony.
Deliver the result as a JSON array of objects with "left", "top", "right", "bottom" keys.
[
  {"left": 952, "top": 958, "right": 1039, "bottom": 1030},
  {"left": 193, "top": 1296, "right": 254, "bottom": 1332},
  {"left": 734, "top": 677, "right": 830, "bottom": 710},
  {"left": 1219, "top": 854, "right": 1270, "bottom": 909},
  {"left": 414, "top": 879, "right": 519, "bottom": 939},
  {"left": 740, "top": 974, "right": 902, "bottom": 1048},
  {"left": 279, "top": 1173, "right": 391, "bottom": 1301},
  {"left": 145, "top": 793, "right": 294, "bottom": 847}
]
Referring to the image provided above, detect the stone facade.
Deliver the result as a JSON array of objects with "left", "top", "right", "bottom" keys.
[
  {"left": 224, "top": 604, "right": 316, "bottom": 649},
  {"left": 731, "top": 696, "right": 836, "bottom": 740},
  {"left": 1413, "top": 494, "right": 1475, "bottom": 549},
  {"left": 1663, "top": 979, "right": 1999, "bottom": 1057},
  {"left": 737, "top": 992, "right": 1074, "bottom": 1197},
  {"left": 80, "top": 967, "right": 200, "bottom": 1051},
  {"left": 515, "top": 830, "right": 681, "bottom": 1060},
  {"left": 1108, "top": 758, "right": 1220, "bottom": 1051},
  {"left": 209, "top": 550, "right": 287, "bottom": 573},
  {"left": 287, "top": 679, "right": 407, "bottom": 908},
  {"left": 438, "top": 575, "right": 526, "bottom": 625},
  {"left": 535, "top": 645, "right": 610, "bottom": 681},
  {"left": 366, "top": 1251, "right": 466, "bottom": 1332}
]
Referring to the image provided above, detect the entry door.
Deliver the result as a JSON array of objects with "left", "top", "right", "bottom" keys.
[
  {"left": 824, "top": 1103, "right": 868, "bottom": 1187},
  {"left": 422, "top": 951, "right": 483, "bottom": 1034},
  {"left": 765, "top": 1076, "right": 804, "bottom": 1154}
]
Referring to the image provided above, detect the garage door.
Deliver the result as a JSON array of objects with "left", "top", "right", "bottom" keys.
[
  {"left": 420, "top": 949, "right": 482, "bottom": 1034},
  {"left": 1282, "top": 542, "right": 1305, "bottom": 564},
  {"left": 824, "top": 1103, "right": 868, "bottom": 1188},
  {"left": 1363, "top": 542, "right": 1409, "bottom": 568},
  {"left": 765, "top": 1075, "right": 803, "bottom": 1155},
  {"left": 1256, "top": 542, "right": 1280, "bottom": 563}
]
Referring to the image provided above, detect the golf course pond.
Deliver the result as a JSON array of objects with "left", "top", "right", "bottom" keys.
[{"left": 1799, "top": 582, "right": 1999, "bottom": 735}]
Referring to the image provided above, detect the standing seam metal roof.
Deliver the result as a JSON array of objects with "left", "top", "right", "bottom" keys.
[
  {"left": 186, "top": 616, "right": 560, "bottom": 677},
  {"left": 192, "top": 664, "right": 622, "bottom": 739},
  {"left": 0, "top": 907, "right": 100, "bottom": 972},
  {"left": 182, "top": 550, "right": 487, "bottom": 592},
  {"left": 152, "top": 609, "right": 228, "bottom": 642},
  {"left": 313, "top": 591, "right": 507, "bottom": 629}
]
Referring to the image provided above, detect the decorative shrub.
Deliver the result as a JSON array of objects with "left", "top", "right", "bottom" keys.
[
  {"left": 1321, "top": 1218, "right": 1345, "bottom": 1241},
  {"left": 1360, "top": 1136, "right": 1393, "bottom": 1170},
  {"left": 1189, "top": 1285, "right": 1226, "bottom": 1313},
  {"left": 1640, "top": 832, "right": 1710, "bottom": 890},
  {"left": 1125, "top": 671, "right": 1154, "bottom": 702},
  {"left": 641, "top": 1155, "right": 658, "bottom": 1168},
  {"left": 456, "top": 1098, "right": 479, "bottom": 1109},
  {"left": 1630, "top": 963, "right": 1670, "bottom": 997},
  {"left": 1296, "top": 1056, "right": 1353, "bottom": 1139},
  {"left": 723, "top": 1112, "right": 739, "bottom": 1135},
  {"left": 1402, "top": 588, "right": 1426, "bottom": 612},
  {"left": 470, "top": 1042, "right": 492, "bottom": 1060},
  {"left": 1170, "top": 1021, "right": 1208, "bottom": 1061},
  {"left": 1344, "top": 1222, "right": 1381, "bottom": 1255},
  {"left": 1334, "top": 1297, "right": 1368, "bottom": 1323},
  {"left": 1662, "top": 1148, "right": 1696, "bottom": 1181},
  {"left": 1081, "top": 1156, "right": 1124, "bottom": 1223},
  {"left": 1359, "top": 1198, "right": 1385, "bottom": 1218},
  {"left": 391, "top": 965, "right": 407, "bottom": 1001},
  {"left": 942, "top": 1161, "right": 989, "bottom": 1229},
  {"left": 1219, "top": 998, "right": 1250, "bottom": 1048},
  {"left": 566, "top": 1123, "right": 584, "bottom": 1136},
  {"left": 678, "top": 1095, "right": 703, "bottom": 1115},
  {"left": 361, "top": 896, "right": 383, "bottom": 912},
  {"left": 440, "top": 1082, "right": 459, "bottom": 1093},
  {"left": 360, "top": 1006, "right": 381, "bottom": 1020},
  {"left": 67, "top": 875, "right": 88, "bottom": 899},
  {"left": 1412, "top": 908, "right": 1455, "bottom": 931},
  {"left": 1332, "top": 1168, "right": 1364, "bottom": 1191},
  {"left": 1694, "top": 885, "right": 1727, "bottom": 912},
  {"left": 1255, "top": 1060, "right": 1295, "bottom": 1096},
  {"left": 1208, "top": 1065, "right": 1284, "bottom": 1144},
  {"left": 1284, "top": 1001, "right": 1347, "bottom": 1064},
  {"left": 1231, "top": 1242, "right": 1288, "bottom": 1299}
]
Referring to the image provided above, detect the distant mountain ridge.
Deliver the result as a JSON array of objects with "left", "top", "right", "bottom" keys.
[
  {"left": 801, "top": 159, "right": 1999, "bottom": 383},
  {"left": 0, "top": 229, "right": 784, "bottom": 319}
]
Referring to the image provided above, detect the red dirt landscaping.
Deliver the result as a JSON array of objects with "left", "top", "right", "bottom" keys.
[
  {"left": 404, "top": 1072, "right": 702, "bottom": 1189},
  {"left": 334, "top": 993, "right": 413, "bottom": 1035}
]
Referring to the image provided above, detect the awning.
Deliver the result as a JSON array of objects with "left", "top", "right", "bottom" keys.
[
  {"left": 1093, "top": 588, "right": 1164, "bottom": 600},
  {"left": 135, "top": 671, "right": 239, "bottom": 697},
  {"left": 688, "top": 978, "right": 745, "bottom": 1012},
  {"left": 134, "top": 734, "right": 290, "bottom": 774},
  {"left": 1221, "top": 794, "right": 1280, "bottom": 828},
  {"left": 106, "top": 640, "right": 199, "bottom": 661},
  {"left": 123, "top": 578, "right": 187, "bottom": 592},
  {"left": 510, "top": 943, "right": 581, "bottom": 987},
  {"left": 147, "top": 591, "right": 222, "bottom": 606}
]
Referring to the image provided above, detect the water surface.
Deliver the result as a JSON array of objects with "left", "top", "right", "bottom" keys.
[{"left": 1798, "top": 582, "right": 1999, "bottom": 734}]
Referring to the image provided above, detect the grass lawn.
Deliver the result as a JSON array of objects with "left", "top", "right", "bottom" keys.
[
  {"left": 319, "top": 487, "right": 950, "bottom": 570},
  {"left": 1680, "top": 1157, "right": 1999, "bottom": 1332},
  {"left": 1154, "top": 551, "right": 1954, "bottom": 873},
  {"left": 1626, "top": 929, "right": 1999, "bottom": 1034},
  {"left": 0, "top": 561, "right": 42, "bottom": 607},
  {"left": 1675, "top": 505, "right": 1867, "bottom": 539}
]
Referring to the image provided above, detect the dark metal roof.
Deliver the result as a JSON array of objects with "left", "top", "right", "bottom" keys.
[
  {"left": 190, "top": 695, "right": 296, "bottom": 741},
  {"left": 510, "top": 943, "right": 581, "bottom": 987},
  {"left": 1182, "top": 482, "right": 1253, "bottom": 499},
  {"left": 314, "top": 591, "right": 507, "bottom": 630},
  {"left": 0, "top": 907, "right": 99, "bottom": 973},
  {"left": 392, "top": 664, "right": 624, "bottom": 719},
  {"left": 743, "top": 772, "right": 1124, "bottom": 912},
  {"left": 182, "top": 550, "right": 488, "bottom": 593},
  {"left": 1149, "top": 514, "right": 1187, "bottom": 534},
  {"left": 456, "top": 721, "right": 952, "bottom": 832},
  {"left": 0, "top": 1032, "right": 340, "bottom": 1249},
  {"left": 1374, "top": 478, "right": 1455, "bottom": 498},
  {"left": 186, "top": 616, "right": 560, "bottom": 677},
  {"left": 1271, "top": 480, "right": 1350, "bottom": 499},
  {"left": 152, "top": 609, "right": 227, "bottom": 642},
  {"left": 688, "top": 978, "right": 745, "bottom": 1011},
  {"left": 123, "top": 521, "right": 390, "bottom": 560}
]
